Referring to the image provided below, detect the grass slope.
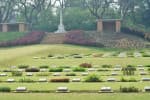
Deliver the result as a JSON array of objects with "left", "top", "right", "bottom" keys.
[
  {"left": 0, "top": 44, "right": 149, "bottom": 67},
  {"left": 0, "top": 32, "right": 27, "bottom": 42}
]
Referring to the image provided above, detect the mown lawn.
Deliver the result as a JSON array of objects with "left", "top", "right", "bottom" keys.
[
  {"left": 0, "top": 93, "right": 150, "bottom": 100},
  {"left": 0, "top": 44, "right": 149, "bottom": 67}
]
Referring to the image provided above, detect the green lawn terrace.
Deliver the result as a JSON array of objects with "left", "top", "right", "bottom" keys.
[
  {"left": 0, "top": 44, "right": 149, "bottom": 68},
  {"left": 0, "top": 44, "right": 149, "bottom": 94}
]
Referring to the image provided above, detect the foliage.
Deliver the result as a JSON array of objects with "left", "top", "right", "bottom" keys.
[
  {"left": 85, "top": 74, "right": 102, "bottom": 82},
  {"left": 120, "top": 86, "right": 139, "bottom": 93},
  {"left": 39, "top": 65, "right": 49, "bottom": 69},
  {"left": 65, "top": 73, "right": 76, "bottom": 76},
  {"left": 64, "top": 8, "right": 96, "bottom": 30},
  {"left": 49, "top": 68, "right": 63, "bottom": 72},
  {"left": 19, "top": 78, "right": 34, "bottom": 83},
  {"left": 50, "top": 78, "right": 70, "bottom": 83},
  {"left": 0, "top": 87, "right": 11, "bottom": 92},
  {"left": 18, "top": 65, "right": 29, "bottom": 69},
  {"left": 0, "top": 31, "right": 45, "bottom": 47},
  {"left": 102, "top": 64, "right": 112, "bottom": 68},
  {"left": 79, "top": 63, "right": 92, "bottom": 68},
  {"left": 11, "top": 71, "right": 23, "bottom": 76},
  {"left": 25, "top": 67, "right": 40, "bottom": 72},
  {"left": 122, "top": 65, "right": 136, "bottom": 75},
  {"left": 72, "top": 67, "right": 86, "bottom": 72},
  {"left": 64, "top": 30, "right": 104, "bottom": 47}
]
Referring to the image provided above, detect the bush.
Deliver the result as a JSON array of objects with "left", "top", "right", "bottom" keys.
[
  {"left": 73, "top": 55, "right": 83, "bottom": 58},
  {"left": 79, "top": 63, "right": 92, "bottom": 68},
  {"left": 0, "top": 87, "right": 11, "bottom": 92},
  {"left": 128, "top": 78, "right": 137, "bottom": 82},
  {"left": 0, "top": 31, "right": 45, "bottom": 47},
  {"left": 145, "top": 65, "right": 150, "bottom": 67},
  {"left": 18, "top": 65, "right": 29, "bottom": 69},
  {"left": 120, "top": 86, "right": 139, "bottom": 92},
  {"left": 85, "top": 74, "right": 102, "bottom": 82},
  {"left": 143, "top": 53, "right": 150, "bottom": 57},
  {"left": 39, "top": 65, "right": 49, "bottom": 69},
  {"left": 3, "top": 69, "right": 12, "bottom": 72},
  {"left": 73, "top": 67, "right": 86, "bottom": 72},
  {"left": 11, "top": 71, "right": 23, "bottom": 76},
  {"left": 122, "top": 66, "right": 136, "bottom": 75},
  {"left": 25, "top": 68, "right": 40, "bottom": 72},
  {"left": 48, "top": 54, "right": 54, "bottom": 57},
  {"left": 102, "top": 64, "right": 112, "bottom": 68},
  {"left": 50, "top": 78, "right": 70, "bottom": 82},
  {"left": 65, "top": 73, "right": 76, "bottom": 76},
  {"left": 120, "top": 77, "right": 128, "bottom": 82},
  {"left": 19, "top": 78, "right": 34, "bottom": 83},
  {"left": 49, "top": 68, "right": 63, "bottom": 72},
  {"left": 120, "top": 77, "right": 137, "bottom": 82},
  {"left": 64, "top": 30, "right": 104, "bottom": 47}
]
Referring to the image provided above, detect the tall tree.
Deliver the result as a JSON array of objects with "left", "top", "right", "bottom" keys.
[{"left": 0, "top": 0, "right": 17, "bottom": 23}]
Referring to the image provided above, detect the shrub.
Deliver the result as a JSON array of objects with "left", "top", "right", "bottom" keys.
[
  {"left": 25, "top": 68, "right": 40, "bottom": 72},
  {"left": 0, "top": 31, "right": 45, "bottom": 47},
  {"left": 122, "top": 66, "right": 136, "bottom": 75},
  {"left": 79, "top": 63, "right": 92, "bottom": 68},
  {"left": 73, "top": 55, "right": 83, "bottom": 58},
  {"left": 49, "top": 68, "right": 63, "bottom": 72},
  {"left": 65, "top": 73, "right": 76, "bottom": 76},
  {"left": 120, "top": 77, "right": 128, "bottom": 82},
  {"left": 120, "top": 86, "right": 139, "bottom": 92},
  {"left": 3, "top": 69, "right": 12, "bottom": 72},
  {"left": 64, "top": 30, "right": 104, "bottom": 47},
  {"left": 73, "top": 67, "right": 85, "bottom": 72},
  {"left": 19, "top": 78, "right": 34, "bottom": 83},
  {"left": 50, "top": 78, "right": 70, "bottom": 82},
  {"left": 39, "top": 65, "right": 49, "bottom": 69},
  {"left": 0, "top": 87, "right": 11, "bottom": 92},
  {"left": 11, "top": 71, "right": 23, "bottom": 76},
  {"left": 120, "top": 77, "right": 137, "bottom": 82},
  {"left": 143, "top": 53, "right": 150, "bottom": 57},
  {"left": 85, "top": 74, "right": 102, "bottom": 82},
  {"left": 145, "top": 65, "right": 150, "bottom": 67},
  {"left": 128, "top": 78, "right": 137, "bottom": 82},
  {"left": 102, "top": 64, "right": 112, "bottom": 68},
  {"left": 18, "top": 65, "right": 29, "bottom": 69},
  {"left": 48, "top": 54, "right": 54, "bottom": 57}
]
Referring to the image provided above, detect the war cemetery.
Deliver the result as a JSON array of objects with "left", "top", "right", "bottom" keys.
[{"left": 0, "top": 0, "right": 150, "bottom": 100}]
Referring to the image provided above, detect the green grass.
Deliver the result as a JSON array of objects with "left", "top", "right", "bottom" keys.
[
  {"left": 0, "top": 44, "right": 149, "bottom": 67},
  {"left": 0, "top": 93, "right": 150, "bottom": 100},
  {"left": 0, "top": 44, "right": 149, "bottom": 99},
  {"left": 0, "top": 32, "right": 27, "bottom": 42}
]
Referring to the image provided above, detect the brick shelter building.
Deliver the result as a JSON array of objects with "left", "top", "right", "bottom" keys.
[{"left": 97, "top": 19, "right": 121, "bottom": 33}]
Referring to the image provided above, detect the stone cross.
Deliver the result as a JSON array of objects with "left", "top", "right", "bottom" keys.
[{"left": 55, "top": 6, "right": 66, "bottom": 33}]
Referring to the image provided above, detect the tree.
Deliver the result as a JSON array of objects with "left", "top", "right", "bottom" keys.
[
  {"left": 0, "top": 0, "right": 17, "bottom": 23},
  {"left": 84, "top": 0, "right": 115, "bottom": 19},
  {"left": 18, "top": 0, "right": 54, "bottom": 30}
]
